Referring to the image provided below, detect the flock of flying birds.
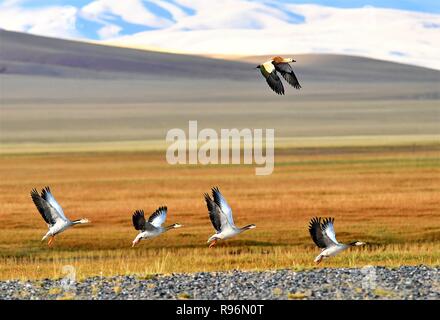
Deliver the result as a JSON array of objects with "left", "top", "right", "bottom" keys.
[
  {"left": 28, "top": 57, "right": 365, "bottom": 264},
  {"left": 31, "top": 186, "right": 365, "bottom": 264}
]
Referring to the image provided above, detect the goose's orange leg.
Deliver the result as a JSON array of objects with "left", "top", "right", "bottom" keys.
[
  {"left": 209, "top": 239, "right": 218, "bottom": 248},
  {"left": 48, "top": 236, "right": 55, "bottom": 247}
]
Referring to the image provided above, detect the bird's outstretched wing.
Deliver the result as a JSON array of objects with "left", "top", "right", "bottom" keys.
[
  {"left": 266, "top": 71, "right": 284, "bottom": 95},
  {"left": 41, "top": 186, "right": 68, "bottom": 222},
  {"left": 205, "top": 193, "right": 221, "bottom": 232},
  {"left": 211, "top": 187, "right": 235, "bottom": 227},
  {"left": 205, "top": 192, "right": 233, "bottom": 232},
  {"left": 308, "top": 217, "right": 337, "bottom": 248},
  {"left": 132, "top": 210, "right": 147, "bottom": 231},
  {"left": 30, "top": 188, "right": 60, "bottom": 227},
  {"left": 273, "top": 63, "right": 301, "bottom": 89},
  {"left": 321, "top": 217, "right": 339, "bottom": 245},
  {"left": 148, "top": 206, "right": 167, "bottom": 228},
  {"left": 260, "top": 61, "right": 284, "bottom": 95}
]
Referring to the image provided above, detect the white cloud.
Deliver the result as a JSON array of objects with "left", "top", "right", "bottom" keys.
[
  {"left": 1, "top": 0, "right": 25, "bottom": 6},
  {"left": 0, "top": 1, "right": 439, "bottom": 69},
  {"left": 0, "top": 3, "right": 79, "bottom": 38},
  {"left": 152, "top": 0, "right": 189, "bottom": 21},
  {"left": 107, "top": 3, "right": 440, "bottom": 70},
  {"left": 162, "top": 0, "right": 295, "bottom": 30},
  {"left": 80, "top": 0, "right": 173, "bottom": 28},
  {"left": 97, "top": 23, "right": 121, "bottom": 39}
]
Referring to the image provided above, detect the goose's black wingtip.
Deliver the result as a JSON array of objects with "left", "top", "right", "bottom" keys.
[
  {"left": 308, "top": 216, "right": 322, "bottom": 229},
  {"left": 211, "top": 186, "right": 220, "bottom": 193},
  {"left": 133, "top": 209, "right": 144, "bottom": 217},
  {"left": 322, "top": 217, "right": 335, "bottom": 223}
]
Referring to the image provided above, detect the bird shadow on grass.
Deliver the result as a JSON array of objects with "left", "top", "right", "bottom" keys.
[
  {"left": 216, "top": 240, "right": 286, "bottom": 247},
  {"left": 136, "top": 240, "right": 285, "bottom": 250}
]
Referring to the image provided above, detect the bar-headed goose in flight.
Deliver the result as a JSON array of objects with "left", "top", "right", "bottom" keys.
[
  {"left": 256, "top": 56, "right": 301, "bottom": 95},
  {"left": 132, "top": 206, "right": 182, "bottom": 247},
  {"left": 30, "top": 186, "right": 90, "bottom": 247},
  {"left": 204, "top": 187, "right": 255, "bottom": 248},
  {"left": 309, "top": 217, "right": 365, "bottom": 264}
]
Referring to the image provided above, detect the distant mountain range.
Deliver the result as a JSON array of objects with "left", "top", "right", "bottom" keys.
[
  {"left": 1, "top": 1, "right": 439, "bottom": 69},
  {"left": 1, "top": 29, "right": 439, "bottom": 145},
  {"left": 1, "top": 30, "right": 439, "bottom": 84}
]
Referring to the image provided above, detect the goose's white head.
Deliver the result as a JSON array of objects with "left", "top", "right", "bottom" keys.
[{"left": 72, "top": 218, "right": 90, "bottom": 225}]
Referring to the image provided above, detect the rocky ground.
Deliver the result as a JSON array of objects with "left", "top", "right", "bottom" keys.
[{"left": 1, "top": 266, "right": 438, "bottom": 300}]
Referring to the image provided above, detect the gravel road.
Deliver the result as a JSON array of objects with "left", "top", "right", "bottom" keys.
[{"left": 1, "top": 266, "right": 438, "bottom": 300}]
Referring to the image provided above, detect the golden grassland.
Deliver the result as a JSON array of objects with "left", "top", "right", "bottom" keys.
[
  {"left": 1, "top": 134, "right": 439, "bottom": 155},
  {"left": 0, "top": 144, "right": 439, "bottom": 280}
]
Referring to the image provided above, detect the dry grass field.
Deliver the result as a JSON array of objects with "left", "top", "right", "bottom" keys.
[
  {"left": 1, "top": 31, "right": 439, "bottom": 281},
  {"left": 0, "top": 144, "right": 439, "bottom": 280}
]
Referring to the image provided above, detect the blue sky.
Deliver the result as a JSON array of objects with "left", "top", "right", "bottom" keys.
[
  {"left": 279, "top": 1, "right": 440, "bottom": 13},
  {"left": 2, "top": 0, "right": 437, "bottom": 40},
  {"left": 1, "top": 0, "right": 439, "bottom": 69},
  {"left": 8, "top": 0, "right": 440, "bottom": 13}
]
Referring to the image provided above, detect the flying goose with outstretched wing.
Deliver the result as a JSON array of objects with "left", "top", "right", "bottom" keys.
[
  {"left": 31, "top": 186, "right": 89, "bottom": 247},
  {"left": 205, "top": 187, "right": 255, "bottom": 248},
  {"left": 132, "top": 206, "right": 182, "bottom": 247},
  {"left": 256, "top": 56, "right": 301, "bottom": 95},
  {"left": 309, "top": 217, "right": 365, "bottom": 264}
]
